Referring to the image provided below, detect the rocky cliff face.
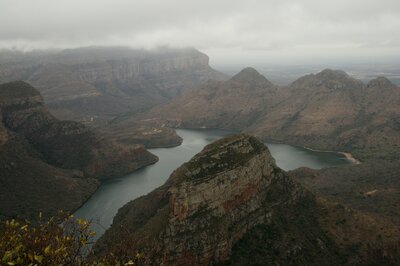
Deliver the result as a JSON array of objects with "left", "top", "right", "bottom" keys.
[
  {"left": 95, "top": 134, "right": 399, "bottom": 264},
  {"left": 0, "top": 132, "right": 99, "bottom": 220},
  {"left": 0, "top": 81, "right": 158, "bottom": 219},
  {"left": 159, "top": 135, "right": 291, "bottom": 264},
  {"left": 0, "top": 83, "right": 98, "bottom": 219},
  {"left": 0, "top": 81, "right": 158, "bottom": 179},
  {"left": 95, "top": 134, "right": 304, "bottom": 264},
  {"left": 0, "top": 47, "right": 228, "bottom": 126}
]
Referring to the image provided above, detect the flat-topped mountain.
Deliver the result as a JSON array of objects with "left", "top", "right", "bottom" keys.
[
  {"left": 0, "top": 47, "right": 227, "bottom": 126},
  {"left": 0, "top": 81, "right": 157, "bottom": 219},
  {"left": 142, "top": 68, "right": 400, "bottom": 159},
  {"left": 95, "top": 134, "right": 400, "bottom": 265}
]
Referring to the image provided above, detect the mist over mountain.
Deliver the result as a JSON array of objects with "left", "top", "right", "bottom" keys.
[{"left": 0, "top": 47, "right": 227, "bottom": 126}]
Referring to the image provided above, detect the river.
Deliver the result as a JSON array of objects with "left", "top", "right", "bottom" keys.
[{"left": 74, "top": 128, "right": 349, "bottom": 240}]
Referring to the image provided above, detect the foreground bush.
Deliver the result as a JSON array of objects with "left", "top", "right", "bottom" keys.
[{"left": 0, "top": 212, "right": 144, "bottom": 265}]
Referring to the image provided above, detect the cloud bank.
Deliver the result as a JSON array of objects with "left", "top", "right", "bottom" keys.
[{"left": 1, "top": 0, "right": 399, "bottom": 65}]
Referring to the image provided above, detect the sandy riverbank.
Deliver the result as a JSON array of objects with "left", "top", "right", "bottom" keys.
[
  {"left": 302, "top": 146, "right": 361, "bottom": 165},
  {"left": 341, "top": 152, "right": 361, "bottom": 164}
]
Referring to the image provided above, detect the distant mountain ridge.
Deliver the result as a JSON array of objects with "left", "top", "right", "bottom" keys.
[
  {"left": 132, "top": 67, "right": 286, "bottom": 131},
  {"left": 0, "top": 46, "right": 228, "bottom": 125},
  {"left": 141, "top": 67, "right": 400, "bottom": 159}
]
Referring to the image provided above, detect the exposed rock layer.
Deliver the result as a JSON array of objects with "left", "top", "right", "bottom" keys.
[
  {"left": 0, "top": 47, "right": 228, "bottom": 126},
  {"left": 0, "top": 81, "right": 157, "bottom": 219},
  {"left": 96, "top": 134, "right": 400, "bottom": 265}
]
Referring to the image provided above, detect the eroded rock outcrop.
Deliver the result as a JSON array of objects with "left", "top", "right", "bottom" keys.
[
  {"left": 161, "top": 134, "right": 295, "bottom": 264},
  {"left": 96, "top": 134, "right": 400, "bottom": 265},
  {"left": 0, "top": 81, "right": 157, "bottom": 219},
  {"left": 0, "top": 81, "right": 158, "bottom": 179},
  {"left": 95, "top": 135, "right": 317, "bottom": 264}
]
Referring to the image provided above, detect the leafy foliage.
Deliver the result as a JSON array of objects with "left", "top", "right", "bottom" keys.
[{"left": 0, "top": 212, "right": 144, "bottom": 265}]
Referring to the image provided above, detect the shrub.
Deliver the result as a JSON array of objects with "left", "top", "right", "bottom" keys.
[{"left": 0, "top": 212, "right": 144, "bottom": 265}]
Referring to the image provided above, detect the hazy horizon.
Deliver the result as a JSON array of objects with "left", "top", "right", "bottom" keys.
[{"left": 1, "top": 0, "right": 400, "bottom": 67}]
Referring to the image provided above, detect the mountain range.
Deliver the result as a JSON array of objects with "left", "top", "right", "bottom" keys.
[
  {"left": 1, "top": 48, "right": 400, "bottom": 264},
  {"left": 137, "top": 67, "right": 400, "bottom": 160},
  {"left": 109, "top": 66, "right": 400, "bottom": 231},
  {"left": 0, "top": 47, "right": 227, "bottom": 126}
]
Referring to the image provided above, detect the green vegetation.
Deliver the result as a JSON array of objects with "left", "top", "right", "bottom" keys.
[
  {"left": 0, "top": 213, "right": 145, "bottom": 265},
  {"left": 184, "top": 134, "right": 266, "bottom": 182},
  {"left": 224, "top": 197, "right": 345, "bottom": 265}
]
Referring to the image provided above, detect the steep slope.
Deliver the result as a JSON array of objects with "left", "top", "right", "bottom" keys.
[
  {"left": 0, "top": 47, "right": 228, "bottom": 126},
  {"left": 0, "top": 130, "right": 99, "bottom": 220},
  {"left": 138, "top": 67, "right": 288, "bottom": 130},
  {"left": 254, "top": 71, "right": 400, "bottom": 159},
  {"left": 252, "top": 69, "right": 365, "bottom": 147},
  {"left": 95, "top": 134, "right": 400, "bottom": 265},
  {"left": 0, "top": 81, "right": 157, "bottom": 179},
  {"left": 290, "top": 160, "right": 400, "bottom": 222},
  {"left": 348, "top": 77, "right": 400, "bottom": 158},
  {"left": 252, "top": 70, "right": 400, "bottom": 157},
  {"left": 0, "top": 81, "right": 157, "bottom": 219},
  {"left": 104, "top": 124, "right": 183, "bottom": 148}
]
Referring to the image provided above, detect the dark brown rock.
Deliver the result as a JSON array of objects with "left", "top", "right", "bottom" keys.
[{"left": 0, "top": 81, "right": 158, "bottom": 219}]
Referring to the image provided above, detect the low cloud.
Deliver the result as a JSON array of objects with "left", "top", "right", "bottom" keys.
[{"left": 1, "top": 0, "right": 399, "bottom": 65}]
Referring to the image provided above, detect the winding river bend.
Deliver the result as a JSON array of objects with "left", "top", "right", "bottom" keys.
[{"left": 75, "top": 129, "right": 350, "bottom": 240}]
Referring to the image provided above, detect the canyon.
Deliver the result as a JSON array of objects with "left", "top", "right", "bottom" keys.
[
  {"left": 0, "top": 47, "right": 227, "bottom": 148},
  {"left": 1, "top": 48, "right": 400, "bottom": 264}
]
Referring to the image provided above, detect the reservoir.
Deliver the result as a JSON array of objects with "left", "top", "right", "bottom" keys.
[
  {"left": 267, "top": 143, "right": 349, "bottom": 171},
  {"left": 75, "top": 129, "right": 349, "bottom": 240}
]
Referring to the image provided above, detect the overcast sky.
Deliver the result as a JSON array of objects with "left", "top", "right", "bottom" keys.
[{"left": 1, "top": 0, "right": 399, "bottom": 66}]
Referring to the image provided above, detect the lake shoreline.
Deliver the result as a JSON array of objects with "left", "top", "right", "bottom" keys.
[
  {"left": 302, "top": 146, "right": 361, "bottom": 165},
  {"left": 75, "top": 129, "right": 354, "bottom": 241}
]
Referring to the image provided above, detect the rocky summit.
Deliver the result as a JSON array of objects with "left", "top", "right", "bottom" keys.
[
  {"left": 0, "top": 81, "right": 157, "bottom": 219},
  {"left": 138, "top": 67, "right": 285, "bottom": 131},
  {"left": 95, "top": 134, "right": 399, "bottom": 265},
  {"left": 230, "top": 67, "right": 274, "bottom": 87}
]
